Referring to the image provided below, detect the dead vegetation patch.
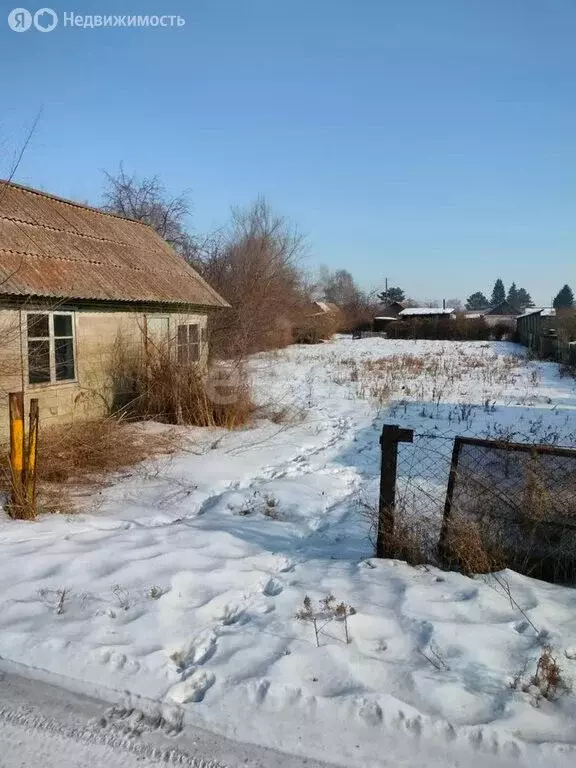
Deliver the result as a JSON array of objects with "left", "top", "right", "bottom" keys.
[
  {"left": 338, "top": 349, "right": 528, "bottom": 409},
  {"left": 110, "top": 340, "right": 255, "bottom": 430},
  {"left": 1, "top": 418, "right": 182, "bottom": 515}
]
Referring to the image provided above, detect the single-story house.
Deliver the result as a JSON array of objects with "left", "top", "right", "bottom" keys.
[
  {"left": 372, "top": 300, "right": 404, "bottom": 332},
  {"left": 312, "top": 300, "right": 341, "bottom": 317},
  {"left": 0, "top": 180, "right": 229, "bottom": 431},
  {"left": 378, "top": 300, "right": 404, "bottom": 318},
  {"left": 372, "top": 301, "right": 405, "bottom": 331},
  {"left": 398, "top": 307, "right": 455, "bottom": 320},
  {"left": 481, "top": 300, "right": 521, "bottom": 329}
]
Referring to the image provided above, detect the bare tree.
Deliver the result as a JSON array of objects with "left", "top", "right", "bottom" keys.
[
  {"left": 196, "top": 198, "right": 310, "bottom": 358},
  {"left": 318, "top": 267, "right": 376, "bottom": 331},
  {"left": 101, "top": 166, "right": 197, "bottom": 260}
]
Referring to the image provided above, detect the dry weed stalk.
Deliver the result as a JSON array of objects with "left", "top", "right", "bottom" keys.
[
  {"left": 512, "top": 646, "right": 570, "bottom": 705},
  {"left": 297, "top": 594, "right": 356, "bottom": 647}
]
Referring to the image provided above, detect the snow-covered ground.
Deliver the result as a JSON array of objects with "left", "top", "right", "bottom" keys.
[{"left": 1, "top": 338, "right": 576, "bottom": 767}]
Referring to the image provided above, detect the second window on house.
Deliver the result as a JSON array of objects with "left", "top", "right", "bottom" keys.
[
  {"left": 177, "top": 323, "right": 200, "bottom": 364},
  {"left": 27, "top": 312, "right": 75, "bottom": 385}
]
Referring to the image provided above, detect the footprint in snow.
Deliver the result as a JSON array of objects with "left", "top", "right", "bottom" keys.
[
  {"left": 92, "top": 648, "right": 140, "bottom": 674},
  {"left": 218, "top": 602, "right": 246, "bottom": 626},
  {"left": 247, "top": 678, "right": 270, "bottom": 705},
  {"left": 514, "top": 620, "right": 529, "bottom": 634},
  {"left": 167, "top": 669, "right": 215, "bottom": 704},
  {"left": 357, "top": 700, "right": 383, "bottom": 726},
  {"left": 169, "top": 630, "right": 217, "bottom": 671},
  {"left": 262, "top": 578, "right": 283, "bottom": 597}
]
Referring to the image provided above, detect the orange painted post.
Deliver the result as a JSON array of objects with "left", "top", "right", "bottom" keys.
[
  {"left": 25, "top": 398, "right": 39, "bottom": 517},
  {"left": 8, "top": 392, "right": 25, "bottom": 515}
]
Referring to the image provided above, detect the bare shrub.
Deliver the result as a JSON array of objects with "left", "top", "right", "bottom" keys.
[
  {"left": 292, "top": 310, "right": 339, "bottom": 344},
  {"left": 386, "top": 316, "right": 492, "bottom": 341},
  {"left": 109, "top": 337, "right": 254, "bottom": 429},
  {"left": 318, "top": 268, "right": 377, "bottom": 332},
  {"left": 194, "top": 199, "right": 311, "bottom": 359}
]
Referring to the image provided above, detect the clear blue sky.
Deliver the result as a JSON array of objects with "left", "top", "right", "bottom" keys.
[{"left": 2, "top": 0, "right": 575, "bottom": 305}]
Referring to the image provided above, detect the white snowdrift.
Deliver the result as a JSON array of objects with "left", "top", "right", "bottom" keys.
[{"left": 1, "top": 338, "right": 576, "bottom": 767}]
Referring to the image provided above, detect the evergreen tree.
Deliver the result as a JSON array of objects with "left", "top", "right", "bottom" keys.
[
  {"left": 507, "top": 282, "right": 519, "bottom": 307},
  {"left": 465, "top": 291, "right": 489, "bottom": 310},
  {"left": 516, "top": 287, "right": 534, "bottom": 311},
  {"left": 553, "top": 284, "right": 575, "bottom": 309},
  {"left": 377, "top": 286, "right": 405, "bottom": 303},
  {"left": 490, "top": 279, "right": 506, "bottom": 307}
]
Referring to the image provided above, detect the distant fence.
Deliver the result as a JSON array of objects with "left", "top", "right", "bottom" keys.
[
  {"left": 353, "top": 330, "right": 388, "bottom": 340},
  {"left": 376, "top": 425, "right": 576, "bottom": 584}
]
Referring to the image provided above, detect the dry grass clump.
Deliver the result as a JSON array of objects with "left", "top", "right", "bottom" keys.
[
  {"left": 359, "top": 498, "right": 434, "bottom": 566},
  {"left": 440, "top": 516, "right": 505, "bottom": 575},
  {"left": 111, "top": 344, "right": 254, "bottom": 430},
  {"left": 387, "top": 516, "right": 431, "bottom": 566},
  {"left": 1, "top": 418, "right": 181, "bottom": 515},
  {"left": 37, "top": 419, "right": 179, "bottom": 485}
]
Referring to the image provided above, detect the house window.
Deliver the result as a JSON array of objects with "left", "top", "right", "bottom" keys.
[
  {"left": 177, "top": 324, "right": 200, "bottom": 364},
  {"left": 27, "top": 312, "right": 75, "bottom": 385}
]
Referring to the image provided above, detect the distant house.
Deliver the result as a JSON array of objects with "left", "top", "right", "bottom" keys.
[
  {"left": 372, "top": 300, "right": 404, "bottom": 331},
  {"left": 0, "top": 180, "right": 229, "bottom": 431},
  {"left": 481, "top": 300, "right": 522, "bottom": 329},
  {"left": 379, "top": 300, "right": 404, "bottom": 318},
  {"left": 312, "top": 300, "right": 342, "bottom": 317}
]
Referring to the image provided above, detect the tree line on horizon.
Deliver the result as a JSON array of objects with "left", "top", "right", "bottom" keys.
[
  {"left": 465, "top": 279, "right": 574, "bottom": 312},
  {"left": 100, "top": 167, "right": 575, "bottom": 353}
]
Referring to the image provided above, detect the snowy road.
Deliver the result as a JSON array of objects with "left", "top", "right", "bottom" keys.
[{"left": 0, "top": 665, "right": 336, "bottom": 768}]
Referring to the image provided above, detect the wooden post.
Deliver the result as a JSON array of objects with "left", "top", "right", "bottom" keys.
[
  {"left": 25, "top": 398, "right": 39, "bottom": 515},
  {"left": 9, "top": 392, "right": 25, "bottom": 514},
  {"left": 377, "top": 424, "right": 413, "bottom": 558}
]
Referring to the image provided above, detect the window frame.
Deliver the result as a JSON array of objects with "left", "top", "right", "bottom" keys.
[
  {"left": 25, "top": 310, "right": 77, "bottom": 387},
  {"left": 177, "top": 322, "right": 202, "bottom": 365}
]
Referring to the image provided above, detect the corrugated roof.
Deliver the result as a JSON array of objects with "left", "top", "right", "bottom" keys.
[
  {"left": 399, "top": 307, "right": 455, "bottom": 317},
  {"left": 0, "top": 180, "right": 229, "bottom": 308},
  {"left": 314, "top": 300, "right": 341, "bottom": 314},
  {"left": 519, "top": 307, "right": 555, "bottom": 318}
]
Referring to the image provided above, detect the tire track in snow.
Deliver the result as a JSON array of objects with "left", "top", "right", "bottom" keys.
[
  {"left": 0, "top": 666, "right": 341, "bottom": 768},
  {"left": 0, "top": 705, "right": 227, "bottom": 768}
]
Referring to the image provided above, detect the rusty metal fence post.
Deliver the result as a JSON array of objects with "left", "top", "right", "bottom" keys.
[{"left": 377, "top": 424, "right": 413, "bottom": 558}]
